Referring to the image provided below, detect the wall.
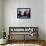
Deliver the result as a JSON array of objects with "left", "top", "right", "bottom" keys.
[
  {"left": 0, "top": 0, "right": 3, "bottom": 38},
  {"left": 3, "top": 0, "right": 45, "bottom": 40},
  {"left": 45, "top": 0, "right": 46, "bottom": 40}
]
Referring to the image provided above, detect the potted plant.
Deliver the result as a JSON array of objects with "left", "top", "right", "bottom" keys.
[
  {"left": 3, "top": 32, "right": 6, "bottom": 39},
  {"left": 0, "top": 26, "right": 7, "bottom": 44}
]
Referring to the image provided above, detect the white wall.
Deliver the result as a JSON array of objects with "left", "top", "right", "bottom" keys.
[
  {"left": 45, "top": 0, "right": 46, "bottom": 40},
  {"left": 3, "top": 0, "right": 45, "bottom": 40}
]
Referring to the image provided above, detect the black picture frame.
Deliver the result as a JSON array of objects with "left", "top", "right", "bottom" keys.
[{"left": 17, "top": 8, "right": 31, "bottom": 19}]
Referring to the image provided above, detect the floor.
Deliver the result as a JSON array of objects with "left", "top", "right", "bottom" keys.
[
  {"left": 0, "top": 44, "right": 42, "bottom": 46},
  {"left": 0, "top": 40, "right": 46, "bottom": 46}
]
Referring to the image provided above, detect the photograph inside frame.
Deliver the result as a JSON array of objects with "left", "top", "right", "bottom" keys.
[{"left": 17, "top": 8, "right": 31, "bottom": 19}]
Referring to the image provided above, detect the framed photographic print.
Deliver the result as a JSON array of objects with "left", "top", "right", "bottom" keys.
[{"left": 17, "top": 8, "right": 31, "bottom": 19}]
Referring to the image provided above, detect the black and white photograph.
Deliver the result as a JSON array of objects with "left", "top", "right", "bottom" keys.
[{"left": 17, "top": 8, "right": 31, "bottom": 19}]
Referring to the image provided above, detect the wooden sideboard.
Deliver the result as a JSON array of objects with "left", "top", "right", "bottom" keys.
[{"left": 9, "top": 27, "right": 38, "bottom": 40}]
